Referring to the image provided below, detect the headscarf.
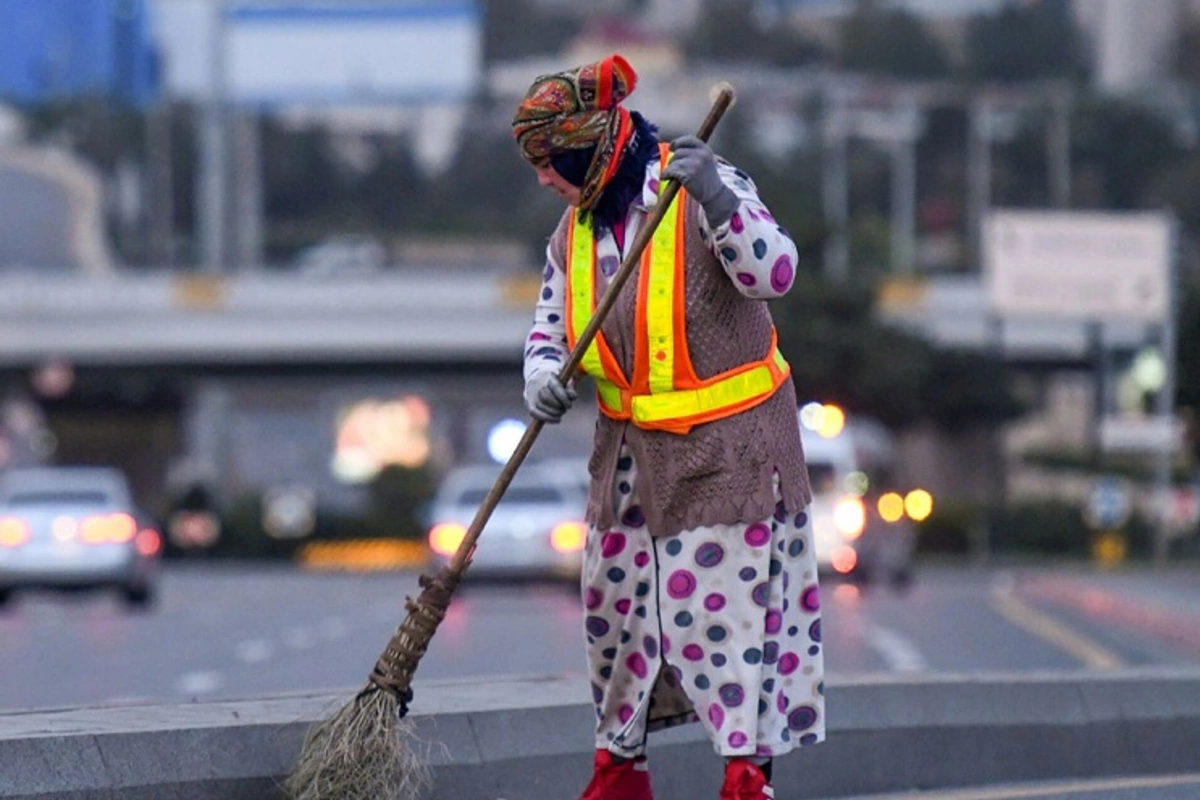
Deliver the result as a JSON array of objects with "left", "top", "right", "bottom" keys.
[{"left": 512, "top": 54, "right": 638, "bottom": 210}]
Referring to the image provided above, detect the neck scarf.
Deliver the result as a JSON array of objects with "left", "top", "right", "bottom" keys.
[{"left": 512, "top": 54, "right": 638, "bottom": 211}]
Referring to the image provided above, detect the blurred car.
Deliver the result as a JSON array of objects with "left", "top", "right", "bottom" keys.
[
  {"left": 800, "top": 407, "right": 920, "bottom": 589},
  {"left": 0, "top": 466, "right": 162, "bottom": 609},
  {"left": 426, "top": 460, "right": 589, "bottom": 581}
]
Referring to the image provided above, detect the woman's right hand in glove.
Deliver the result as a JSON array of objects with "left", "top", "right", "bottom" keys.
[{"left": 526, "top": 372, "right": 576, "bottom": 423}]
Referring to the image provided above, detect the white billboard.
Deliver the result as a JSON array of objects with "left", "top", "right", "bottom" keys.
[
  {"left": 154, "top": 1, "right": 482, "bottom": 104},
  {"left": 984, "top": 210, "right": 1172, "bottom": 322}
]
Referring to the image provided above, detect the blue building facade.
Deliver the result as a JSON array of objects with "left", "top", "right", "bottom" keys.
[{"left": 0, "top": 0, "right": 158, "bottom": 106}]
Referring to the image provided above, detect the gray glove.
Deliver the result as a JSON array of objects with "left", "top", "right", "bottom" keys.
[
  {"left": 662, "top": 135, "right": 741, "bottom": 229},
  {"left": 526, "top": 372, "right": 577, "bottom": 424}
]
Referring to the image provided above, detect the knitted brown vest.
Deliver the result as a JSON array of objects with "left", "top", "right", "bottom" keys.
[{"left": 549, "top": 196, "right": 812, "bottom": 536}]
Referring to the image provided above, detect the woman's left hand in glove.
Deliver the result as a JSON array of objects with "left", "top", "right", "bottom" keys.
[{"left": 663, "top": 135, "right": 740, "bottom": 229}]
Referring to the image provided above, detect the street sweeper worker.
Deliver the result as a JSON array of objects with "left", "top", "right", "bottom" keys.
[{"left": 512, "top": 54, "right": 825, "bottom": 800}]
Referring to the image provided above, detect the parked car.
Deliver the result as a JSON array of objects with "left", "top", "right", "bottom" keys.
[
  {"left": 426, "top": 460, "right": 589, "bottom": 581},
  {"left": 800, "top": 408, "right": 919, "bottom": 589},
  {"left": 0, "top": 467, "right": 162, "bottom": 609}
]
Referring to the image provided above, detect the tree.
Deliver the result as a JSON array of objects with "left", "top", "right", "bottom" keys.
[
  {"left": 837, "top": 0, "right": 951, "bottom": 80},
  {"left": 480, "top": 0, "right": 582, "bottom": 62},
  {"left": 964, "top": 0, "right": 1088, "bottom": 83},
  {"left": 1071, "top": 99, "right": 1183, "bottom": 209},
  {"left": 684, "top": 0, "right": 827, "bottom": 67},
  {"left": 771, "top": 274, "right": 1023, "bottom": 431}
]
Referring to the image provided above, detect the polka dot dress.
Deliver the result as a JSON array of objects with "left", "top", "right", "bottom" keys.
[{"left": 583, "top": 444, "right": 825, "bottom": 758}]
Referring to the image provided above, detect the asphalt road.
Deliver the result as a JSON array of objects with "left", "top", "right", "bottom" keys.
[
  {"left": 2, "top": 563, "right": 1200, "bottom": 712},
  {"left": 831, "top": 773, "right": 1200, "bottom": 800}
]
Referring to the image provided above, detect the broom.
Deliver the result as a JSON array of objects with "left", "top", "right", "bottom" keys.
[{"left": 284, "top": 82, "right": 737, "bottom": 800}]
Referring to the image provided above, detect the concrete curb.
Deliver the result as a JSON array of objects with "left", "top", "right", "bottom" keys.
[{"left": 4, "top": 668, "right": 1200, "bottom": 799}]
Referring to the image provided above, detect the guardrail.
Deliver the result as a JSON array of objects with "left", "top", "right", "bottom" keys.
[{"left": 5, "top": 668, "right": 1200, "bottom": 799}]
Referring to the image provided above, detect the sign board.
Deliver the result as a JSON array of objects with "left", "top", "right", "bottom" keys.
[
  {"left": 1099, "top": 415, "right": 1185, "bottom": 454},
  {"left": 155, "top": 1, "right": 482, "bottom": 105},
  {"left": 226, "top": 3, "right": 481, "bottom": 104},
  {"left": 1083, "top": 477, "right": 1132, "bottom": 530},
  {"left": 984, "top": 210, "right": 1171, "bottom": 321}
]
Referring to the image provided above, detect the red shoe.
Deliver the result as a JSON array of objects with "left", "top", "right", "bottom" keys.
[
  {"left": 719, "top": 759, "right": 775, "bottom": 800},
  {"left": 578, "top": 749, "right": 654, "bottom": 800}
]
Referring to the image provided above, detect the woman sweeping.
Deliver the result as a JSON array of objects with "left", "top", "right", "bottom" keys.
[{"left": 512, "top": 54, "right": 825, "bottom": 800}]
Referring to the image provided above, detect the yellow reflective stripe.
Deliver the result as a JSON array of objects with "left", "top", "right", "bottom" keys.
[
  {"left": 645, "top": 163, "right": 679, "bottom": 395},
  {"left": 595, "top": 379, "right": 624, "bottom": 413},
  {"left": 568, "top": 212, "right": 606, "bottom": 381},
  {"left": 773, "top": 347, "right": 789, "bottom": 374},
  {"left": 632, "top": 365, "right": 774, "bottom": 423}
]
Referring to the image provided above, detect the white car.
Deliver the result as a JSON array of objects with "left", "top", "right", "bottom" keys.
[
  {"left": 0, "top": 467, "right": 162, "bottom": 609},
  {"left": 426, "top": 460, "right": 589, "bottom": 581},
  {"left": 800, "top": 414, "right": 918, "bottom": 588}
]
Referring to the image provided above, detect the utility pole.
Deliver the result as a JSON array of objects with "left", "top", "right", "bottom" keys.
[
  {"left": 889, "top": 95, "right": 920, "bottom": 276},
  {"left": 231, "top": 111, "right": 263, "bottom": 269},
  {"left": 966, "top": 95, "right": 992, "bottom": 270},
  {"left": 1047, "top": 82, "right": 1072, "bottom": 208},
  {"left": 198, "top": 0, "right": 229, "bottom": 273},
  {"left": 1153, "top": 217, "right": 1180, "bottom": 568},
  {"left": 822, "top": 88, "right": 850, "bottom": 282}
]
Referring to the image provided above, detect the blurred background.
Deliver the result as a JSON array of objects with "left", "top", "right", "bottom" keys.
[{"left": 1, "top": 0, "right": 1200, "bottom": 711}]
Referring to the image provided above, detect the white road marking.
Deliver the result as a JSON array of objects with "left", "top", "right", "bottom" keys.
[
  {"left": 864, "top": 623, "right": 928, "bottom": 672},
  {"left": 175, "top": 670, "right": 223, "bottom": 695},
  {"left": 234, "top": 639, "right": 274, "bottom": 664}
]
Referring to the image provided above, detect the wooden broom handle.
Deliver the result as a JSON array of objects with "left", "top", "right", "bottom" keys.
[{"left": 449, "top": 84, "right": 737, "bottom": 574}]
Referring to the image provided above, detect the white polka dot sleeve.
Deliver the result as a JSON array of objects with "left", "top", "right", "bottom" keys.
[
  {"left": 699, "top": 162, "right": 799, "bottom": 300},
  {"left": 522, "top": 249, "right": 571, "bottom": 410}
]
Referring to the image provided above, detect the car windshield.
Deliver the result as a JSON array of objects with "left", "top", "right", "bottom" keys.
[
  {"left": 2, "top": 490, "right": 112, "bottom": 506},
  {"left": 455, "top": 485, "right": 565, "bottom": 506}
]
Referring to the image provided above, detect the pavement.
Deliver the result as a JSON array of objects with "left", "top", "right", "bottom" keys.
[{"left": 6, "top": 668, "right": 1200, "bottom": 799}]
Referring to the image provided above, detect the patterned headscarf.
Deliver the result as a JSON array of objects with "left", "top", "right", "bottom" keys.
[{"left": 512, "top": 54, "right": 638, "bottom": 210}]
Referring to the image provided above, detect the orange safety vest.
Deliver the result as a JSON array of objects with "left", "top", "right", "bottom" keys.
[{"left": 564, "top": 144, "right": 791, "bottom": 435}]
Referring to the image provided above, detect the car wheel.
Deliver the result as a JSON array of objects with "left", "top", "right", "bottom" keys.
[
  {"left": 121, "top": 583, "right": 156, "bottom": 610},
  {"left": 891, "top": 568, "right": 915, "bottom": 593},
  {"left": 0, "top": 588, "right": 13, "bottom": 610}
]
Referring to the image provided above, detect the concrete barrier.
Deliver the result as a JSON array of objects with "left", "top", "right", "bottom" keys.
[{"left": 4, "top": 668, "right": 1200, "bottom": 799}]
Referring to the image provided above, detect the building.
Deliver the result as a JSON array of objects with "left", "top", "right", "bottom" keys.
[
  {"left": 0, "top": 0, "right": 158, "bottom": 106},
  {"left": 1070, "top": 0, "right": 1200, "bottom": 92}
]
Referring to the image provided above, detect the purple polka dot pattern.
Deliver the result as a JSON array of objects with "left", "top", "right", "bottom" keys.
[
  {"left": 744, "top": 523, "right": 771, "bottom": 547},
  {"left": 621, "top": 506, "right": 645, "bottom": 528},
  {"left": 601, "top": 532, "right": 627, "bottom": 558},
  {"left": 787, "top": 706, "right": 818, "bottom": 732},
  {"left": 667, "top": 570, "right": 697, "bottom": 599},
  {"left": 801, "top": 585, "right": 820, "bottom": 613},
  {"left": 730, "top": 212, "right": 744, "bottom": 233},
  {"left": 626, "top": 652, "right": 648, "bottom": 679},
  {"left": 643, "top": 635, "right": 659, "bottom": 659},
  {"left": 580, "top": 444, "right": 823, "bottom": 757},
  {"left": 695, "top": 542, "right": 725, "bottom": 568},
  {"left": 770, "top": 255, "right": 794, "bottom": 293},
  {"left": 736, "top": 272, "right": 757, "bottom": 286},
  {"left": 708, "top": 703, "right": 725, "bottom": 730}
]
